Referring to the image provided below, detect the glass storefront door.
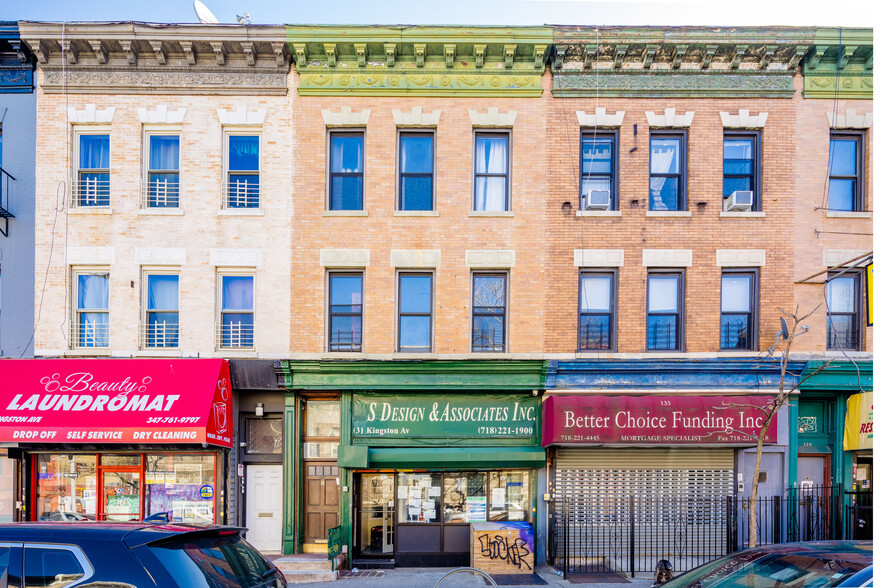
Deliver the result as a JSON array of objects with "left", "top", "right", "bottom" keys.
[
  {"left": 358, "top": 474, "right": 394, "bottom": 556},
  {"left": 100, "top": 470, "right": 141, "bottom": 521}
]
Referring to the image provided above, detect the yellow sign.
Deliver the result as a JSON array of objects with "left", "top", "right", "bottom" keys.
[
  {"left": 866, "top": 263, "right": 873, "bottom": 326},
  {"left": 844, "top": 392, "right": 873, "bottom": 451}
]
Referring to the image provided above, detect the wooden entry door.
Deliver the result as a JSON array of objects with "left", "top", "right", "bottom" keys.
[{"left": 304, "top": 462, "right": 339, "bottom": 545}]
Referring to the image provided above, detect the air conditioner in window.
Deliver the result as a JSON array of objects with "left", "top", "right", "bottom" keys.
[
  {"left": 583, "top": 189, "right": 611, "bottom": 211},
  {"left": 724, "top": 190, "right": 753, "bottom": 212}
]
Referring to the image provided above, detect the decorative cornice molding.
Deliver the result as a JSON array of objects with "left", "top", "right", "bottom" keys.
[
  {"left": 321, "top": 106, "right": 371, "bottom": 128},
  {"left": 138, "top": 105, "right": 187, "bottom": 124},
  {"left": 576, "top": 107, "right": 625, "bottom": 128},
  {"left": 553, "top": 70, "right": 796, "bottom": 98},
  {"left": 287, "top": 25, "right": 550, "bottom": 97},
  {"left": 217, "top": 106, "right": 267, "bottom": 126},
  {"left": 391, "top": 107, "right": 441, "bottom": 127},
  {"left": 826, "top": 109, "right": 872, "bottom": 129},
  {"left": 469, "top": 107, "right": 518, "bottom": 128},
  {"left": 68, "top": 104, "right": 115, "bottom": 124},
  {"left": 20, "top": 22, "right": 289, "bottom": 95},
  {"left": 645, "top": 108, "right": 694, "bottom": 128},
  {"left": 719, "top": 109, "right": 768, "bottom": 129},
  {"left": 42, "top": 68, "right": 288, "bottom": 95},
  {"left": 803, "top": 73, "right": 872, "bottom": 100}
]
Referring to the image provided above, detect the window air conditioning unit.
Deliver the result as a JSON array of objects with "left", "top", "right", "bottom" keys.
[
  {"left": 583, "top": 189, "right": 611, "bottom": 211},
  {"left": 724, "top": 191, "right": 753, "bottom": 212}
]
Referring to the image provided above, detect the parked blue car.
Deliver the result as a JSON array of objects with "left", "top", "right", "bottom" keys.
[{"left": 0, "top": 522, "right": 286, "bottom": 587}]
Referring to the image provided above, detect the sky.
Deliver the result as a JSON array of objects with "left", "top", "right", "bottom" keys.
[{"left": 8, "top": 0, "right": 880, "bottom": 28}]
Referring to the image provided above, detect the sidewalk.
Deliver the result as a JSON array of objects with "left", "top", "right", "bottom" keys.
[{"left": 286, "top": 566, "right": 656, "bottom": 588}]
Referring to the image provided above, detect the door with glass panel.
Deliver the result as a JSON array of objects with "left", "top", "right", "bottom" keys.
[
  {"left": 358, "top": 474, "right": 395, "bottom": 556},
  {"left": 302, "top": 400, "right": 340, "bottom": 547},
  {"left": 99, "top": 469, "right": 141, "bottom": 521}
]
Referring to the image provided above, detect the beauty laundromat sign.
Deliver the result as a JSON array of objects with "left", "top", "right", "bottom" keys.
[
  {"left": 542, "top": 394, "right": 777, "bottom": 446},
  {"left": 351, "top": 394, "right": 539, "bottom": 440}
]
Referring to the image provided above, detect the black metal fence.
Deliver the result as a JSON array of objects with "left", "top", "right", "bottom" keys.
[{"left": 552, "top": 485, "right": 873, "bottom": 578}]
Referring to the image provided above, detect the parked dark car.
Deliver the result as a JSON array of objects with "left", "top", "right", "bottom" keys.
[
  {"left": 659, "top": 541, "right": 873, "bottom": 588},
  {"left": 0, "top": 522, "right": 286, "bottom": 588}
]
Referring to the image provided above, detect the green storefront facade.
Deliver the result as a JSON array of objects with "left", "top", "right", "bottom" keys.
[
  {"left": 275, "top": 360, "right": 546, "bottom": 566},
  {"left": 791, "top": 360, "right": 873, "bottom": 491}
]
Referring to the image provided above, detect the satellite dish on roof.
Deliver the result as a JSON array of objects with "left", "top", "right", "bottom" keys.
[{"left": 194, "top": 0, "right": 220, "bottom": 23}]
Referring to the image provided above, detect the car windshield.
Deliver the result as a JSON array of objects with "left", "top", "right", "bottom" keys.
[
  {"left": 148, "top": 532, "right": 284, "bottom": 588},
  {"left": 668, "top": 550, "right": 869, "bottom": 588}
]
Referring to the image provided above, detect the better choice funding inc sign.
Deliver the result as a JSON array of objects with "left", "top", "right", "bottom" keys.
[{"left": 542, "top": 395, "right": 777, "bottom": 446}]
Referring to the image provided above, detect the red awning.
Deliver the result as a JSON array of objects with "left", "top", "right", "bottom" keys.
[{"left": 0, "top": 359, "right": 232, "bottom": 448}]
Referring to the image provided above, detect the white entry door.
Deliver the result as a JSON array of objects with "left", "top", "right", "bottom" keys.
[{"left": 246, "top": 464, "right": 284, "bottom": 554}]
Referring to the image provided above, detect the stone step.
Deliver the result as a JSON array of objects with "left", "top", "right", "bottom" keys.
[
  {"left": 283, "top": 570, "right": 338, "bottom": 584},
  {"left": 275, "top": 554, "right": 334, "bottom": 572}
]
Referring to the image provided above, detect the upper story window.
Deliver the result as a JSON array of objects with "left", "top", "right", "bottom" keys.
[
  {"left": 73, "top": 270, "right": 109, "bottom": 348},
  {"left": 329, "top": 273, "right": 363, "bottom": 352},
  {"left": 647, "top": 271, "right": 683, "bottom": 351},
  {"left": 75, "top": 133, "right": 110, "bottom": 207},
  {"left": 474, "top": 133, "right": 510, "bottom": 212},
  {"left": 219, "top": 274, "right": 254, "bottom": 349},
  {"left": 472, "top": 273, "right": 507, "bottom": 352},
  {"left": 145, "top": 134, "right": 180, "bottom": 208},
  {"left": 579, "top": 271, "right": 615, "bottom": 351},
  {"left": 143, "top": 273, "right": 179, "bottom": 349},
  {"left": 225, "top": 134, "right": 260, "bottom": 208},
  {"left": 398, "top": 273, "right": 433, "bottom": 352},
  {"left": 828, "top": 132, "right": 865, "bottom": 211},
  {"left": 723, "top": 132, "right": 760, "bottom": 211},
  {"left": 649, "top": 133, "right": 686, "bottom": 211},
  {"left": 827, "top": 274, "right": 860, "bottom": 350},
  {"left": 329, "top": 133, "right": 364, "bottom": 211},
  {"left": 581, "top": 132, "right": 616, "bottom": 211},
  {"left": 720, "top": 270, "right": 757, "bottom": 350},
  {"left": 399, "top": 133, "right": 434, "bottom": 211}
]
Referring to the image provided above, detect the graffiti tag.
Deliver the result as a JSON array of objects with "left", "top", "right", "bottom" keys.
[{"left": 477, "top": 534, "right": 533, "bottom": 570}]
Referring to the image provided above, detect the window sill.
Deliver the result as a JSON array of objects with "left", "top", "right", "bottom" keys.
[
  {"left": 219, "top": 208, "right": 264, "bottom": 216},
  {"left": 393, "top": 210, "right": 439, "bottom": 217},
  {"left": 65, "top": 348, "right": 112, "bottom": 356},
  {"left": 138, "top": 208, "right": 184, "bottom": 216},
  {"left": 69, "top": 207, "right": 113, "bottom": 215},
  {"left": 646, "top": 211, "right": 691, "bottom": 218},
  {"left": 215, "top": 348, "right": 258, "bottom": 357},
  {"left": 133, "top": 349, "right": 183, "bottom": 357},
  {"left": 576, "top": 210, "right": 622, "bottom": 217},
  {"left": 323, "top": 210, "right": 368, "bottom": 217},
  {"left": 826, "top": 210, "right": 872, "bottom": 219},
  {"left": 720, "top": 211, "right": 766, "bottom": 218},
  {"left": 469, "top": 211, "right": 514, "bottom": 217}
]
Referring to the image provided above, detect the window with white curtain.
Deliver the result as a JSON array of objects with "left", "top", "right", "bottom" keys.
[
  {"left": 473, "top": 133, "right": 510, "bottom": 211},
  {"left": 143, "top": 273, "right": 179, "bottom": 349},
  {"left": 827, "top": 273, "right": 860, "bottom": 350},
  {"left": 225, "top": 133, "right": 260, "bottom": 208},
  {"left": 720, "top": 270, "right": 756, "bottom": 350},
  {"left": 649, "top": 132, "right": 686, "bottom": 211},
  {"left": 75, "top": 132, "right": 110, "bottom": 207},
  {"left": 144, "top": 133, "right": 180, "bottom": 208},
  {"left": 73, "top": 270, "right": 109, "bottom": 348},
  {"left": 647, "top": 271, "right": 683, "bottom": 351},
  {"left": 579, "top": 272, "right": 615, "bottom": 351},
  {"left": 218, "top": 274, "right": 254, "bottom": 349}
]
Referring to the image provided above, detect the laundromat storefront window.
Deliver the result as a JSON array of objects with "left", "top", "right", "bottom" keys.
[{"left": 36, "top": 453, "right": 219, "bottom": 523}]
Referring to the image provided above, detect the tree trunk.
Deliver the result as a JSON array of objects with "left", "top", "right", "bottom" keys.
[{"left": 748, "top": 416, "right": 775, "bottom": 548}]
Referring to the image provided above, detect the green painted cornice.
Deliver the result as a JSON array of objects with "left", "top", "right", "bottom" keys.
[
  {"left": 800, "top": 360, "right": 873, "bottom": 391},
  {"left": 286, "top": 25, "right": 551, "bottom": 96},
  {"left": 551, "top": 26, "right": 815, "bottom": 98},
  {"left": 273, "top": 359, "right": 546, "bottom": 391},
  {"left": 802, "top": 28, "right": 872, "bottom": 100}
]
